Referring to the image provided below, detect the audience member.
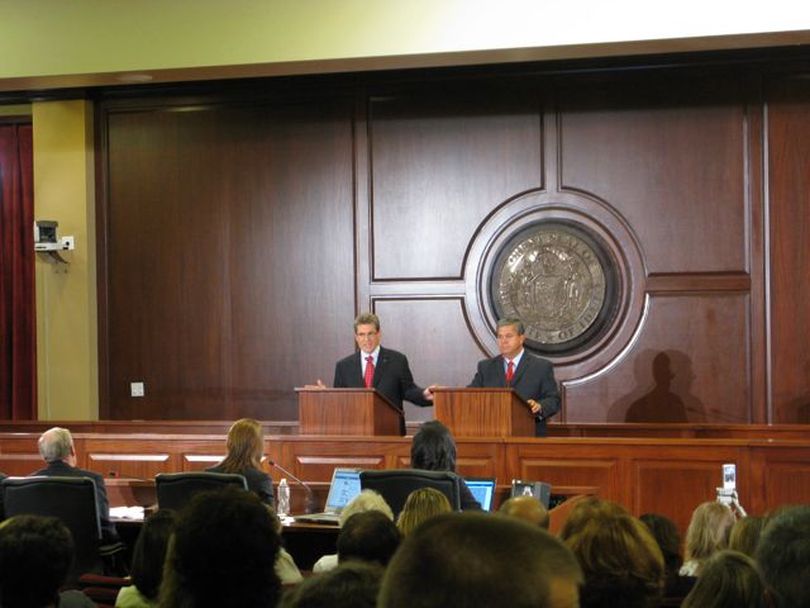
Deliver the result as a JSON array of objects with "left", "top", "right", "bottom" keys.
[
  {"left": 410, "top": 420, "right": 480, "bottom": 510},
  {"left": 267, "top": 510, "right": 303, "bottom": 585},
  {"left": 116, "top": 509, "right": 176, "bottom": 608},
  {"left": 728, "top": 515, "right": 766, "bottom": 558},
  {"left": 379, "top": 512, "right": 582, "bottom": 608},
  {"left": 337, "top": 510, "right": 401, "bottom": 567},
  {"left": 279, "top": 562, "right": 383, "bottom": 608},
  {"left": 681, "top": 550, "right": 765, "bottom": 608},
  {"left": 311, "top": 489, "right": 394, "bottom": 573},
  {"left": 499, "top": 495, "right": 549, "bottom": 529},
  {"left": 639, "top": 513, "right": 695, "bottom": 601},
  {"left": 396, "top": 487, "right": 452, "bottom": 536},
  {"left": 680, "top": 501, "right": 735, "bottom": 576},
  {"left": 158, "top": 486, "right": 281, "bottom": 608},
  {"left": 206, "top": 418, "right": 274, "bottom": 508},
  {"left": 755, "top": 504, "right": 810, "bottom": 608},
  {"left": 31, "top": 426, "right": 119, "bottom": 542},
  {"left": 0, "top": 470, "right": 6, "bottom": 519},
  {"left": 0, "top": 514, "right": 95, "bottom": 608},
  {"left": 560, "top": 498, "right": 664, "bottom": 608}
]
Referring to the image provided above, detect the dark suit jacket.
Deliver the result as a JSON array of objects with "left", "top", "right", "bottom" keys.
[
  {"left": 468, "top": 352, "right": 560, "bottom": 437},
  {"left": 206, "top": 463, "right": 275, "bottom": 508},
  {"left": 30, "top": 460, "right": 119, "bottom": 542},
  {"left": 334, "top": 346, "right": 431, "bottom": 434}
]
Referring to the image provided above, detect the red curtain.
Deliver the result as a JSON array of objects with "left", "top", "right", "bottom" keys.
[{"left": 0, "top": 123, "right": 36, "bottom": 420}]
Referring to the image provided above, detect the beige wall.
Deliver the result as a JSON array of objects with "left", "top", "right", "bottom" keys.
[
  {"left": 32, "top": 100, "right": 97, "bottom": 420},
  {"left": 1, "top": 1, "right": 809, "bottom": 91}
]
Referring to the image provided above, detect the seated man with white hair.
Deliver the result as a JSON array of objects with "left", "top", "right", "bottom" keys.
[
  {"left": 312, "top": 489, "right": 394, "bottom": 573},
  {"left": 29, "top": 426, "right": 119, "bottom": 542}
]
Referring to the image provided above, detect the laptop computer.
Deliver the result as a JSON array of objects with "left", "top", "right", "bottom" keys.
[
  {"left": 294, "top": 468, "right": 361, "bottom": 524},
  {"left": 463, "top": 477, "right": 497, "bottom": 511}
]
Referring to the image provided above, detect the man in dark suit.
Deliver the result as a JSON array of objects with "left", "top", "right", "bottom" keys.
[
  {"left": 30, "top": 426, "right": 119, "bottom": 542},
  {"left": 326, "top": 313, "right": 435, "bottom": 434},
  {"left": 468, "top": 318, "right": 560, "bottom": 436}
]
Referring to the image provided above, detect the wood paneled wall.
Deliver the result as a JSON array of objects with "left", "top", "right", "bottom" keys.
[
  {"left": 3, "top": 428, "right": 809, "bottom": 534},
  {"left": 96, "top": 55, "right": 810, "bottom": 424}
]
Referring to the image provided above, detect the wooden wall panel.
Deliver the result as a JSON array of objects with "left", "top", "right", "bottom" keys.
[
  {"left": 558, "top": 73, "right": 748, "bottom": 274},
  {"left": 373, "top": 298, "right": 487, "bottom": 422},
  {"left": 94, "top": 57, "right": 810, "bottom": 426},
  {"left": 633, "top": 455, "right": 742, "bottom": 533},
  {"left": 102, "top": 99, "right": 356, "bottom": 421},
  {"left": 368, "top": 86, "right": 543, "bottom": 279},
  {"left": 766, "top": 76, "right": 810, "bottom": 423},
  {"left": 567, "top": 294, "right": 750, "bottom": 423}
]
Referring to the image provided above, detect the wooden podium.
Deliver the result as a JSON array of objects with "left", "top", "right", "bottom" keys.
[
  {"left": 433, "top": 388, "right": 535, "bottom": 437},
  {"left": 296, "top": 388, "right": 403, "bottom": 436}
]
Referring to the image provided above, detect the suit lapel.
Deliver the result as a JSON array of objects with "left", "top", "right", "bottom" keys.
[
  {"left": 373, "top": 347, "right": 388, "bottom": 387},
  {"left": 495, "top": 356, "right": 507, "bottom": 387},
  {"left": 353, "top": 352, "right": 365, "bottom": 386},
  {"left": 511, "top": 354, "right": 530, "bottom": 386}
]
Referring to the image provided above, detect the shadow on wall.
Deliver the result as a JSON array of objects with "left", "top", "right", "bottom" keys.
[{"left": 608, "top": 350, "right": 706, "bottom": 423}]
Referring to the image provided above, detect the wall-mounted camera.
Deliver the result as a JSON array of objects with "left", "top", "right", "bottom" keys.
[{"left": 34, "top": 220, "right": 75, "bottom": 263}]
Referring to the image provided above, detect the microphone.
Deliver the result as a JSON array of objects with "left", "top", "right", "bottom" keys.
[{"left": 265, "top": 459, "right": 318, "bottom": 514}]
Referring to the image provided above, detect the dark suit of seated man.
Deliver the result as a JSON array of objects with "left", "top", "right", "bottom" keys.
[
  {"left": 29, "top": 426, "right": 119, "bottom": 543},
  {"left": 468, "top": 318, "right": 560, "bottom": 437},
  {"left": 327, "top": 312, "right": 435, "bottom": 435}
]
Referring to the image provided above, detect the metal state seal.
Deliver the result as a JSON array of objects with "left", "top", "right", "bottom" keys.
[{"left": 490, "top": 221, "right": 617, "bottom": 354}]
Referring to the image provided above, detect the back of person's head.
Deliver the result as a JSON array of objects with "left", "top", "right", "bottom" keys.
[
  {"left": 159, "top": 486, "right": 281, "bottom": 608},
  {"left": 379, "top": 512, "right": 582, "bottom": 608},
  {"left": 559, "top": 496, "right": 627, "bottom": 536},
  {"left": 337, "top": 510, "right": 401, "bottom": 567},
  {"left": 684, "top": 501, "right": 735, "bottom": 566},
  {"left": 681, "top": 550, "right": 765, "bottom": 608},
  {"left": 755, "top": 504, "right": 810, "bottom": 608},
  {"left": 410, "top": 420, "right": 456, "bottom": 472},
  {"left": 499, "top": 495, "right": 550, "bottom": 529},
  {"left": 0, "top": 514, "right": 74, "bottom": 608},
  {"left": 37, "top": 426, "right": 73, "bottom": 462},
  {"left": 220, "top": 418, "right": 263, "bottom": 473},
  {"left": 131, "top": 509, "right": 176, "bottom": 601},
  {"left": 639, "top": 513, "right": 683, "bottom": 575},
  {"left": 396, "top": 487, "right": 452, "bottom": 536},
  {"left": 280, "top": 561, "right": 383, "bottom": 608},
  {"left": 338, "top": 489, "right": 394, "bottom": 527},
  {"left": 728, "top": 515, "right": 766, "bottom": 558},
  {"left": 560, "top": 499, "right": 664, "bottom": 608}
]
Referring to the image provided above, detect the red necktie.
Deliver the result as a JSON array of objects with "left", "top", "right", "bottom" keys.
[
  {"left": 364, "top": 356, "right": 375, "bottom": 388},
  {"left": 505, "top": 360, "right": 514, "bottom": 385}
]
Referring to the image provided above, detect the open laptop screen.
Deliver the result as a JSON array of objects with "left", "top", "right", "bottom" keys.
[
  {"left": 324, "top": 468, "right": 362, "bottom": 513},
  {"left": 463, "top": 478, "right": 496, "bottom": 511}
]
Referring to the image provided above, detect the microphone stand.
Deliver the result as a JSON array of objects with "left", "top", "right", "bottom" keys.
[{"left": 265, "top": 459, "right": 318, "bottom": 514}]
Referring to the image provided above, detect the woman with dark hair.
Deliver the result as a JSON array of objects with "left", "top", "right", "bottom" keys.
[
  {"left": 640, "top": 513, "right": 695, "bottom": 602},
  {"left": 207, "top": 418, "right": 274, "bottom": 508},
  {"left": 116, "top": 510, "right": 176, "bottom": 608},
  {"left": 561, "top": 498, "right": 664, "bottom": 608},
  {"left": 410, "top": 420, "right": 480, "bottom": 510}
]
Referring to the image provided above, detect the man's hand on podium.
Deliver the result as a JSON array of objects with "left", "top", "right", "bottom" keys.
[
  {"left": 423, "top": 384, "right": 439, "bottom": 401},
  {"left": 302, "top": 379, "right": 328, "bottom": 389}
]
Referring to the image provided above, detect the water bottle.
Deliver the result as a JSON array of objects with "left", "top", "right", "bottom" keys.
[{"left": 277, "top": 478, "right": 290, "bottom": 516}]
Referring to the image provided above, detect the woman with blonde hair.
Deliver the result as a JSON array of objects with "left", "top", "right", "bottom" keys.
[
  {"left": 680, "top": 501, "right": 735, "bottom": 576},
  {"left": 207, "top": 418, "right": 274, "bottom": 508},
  {"left": 396, "top": 487, "right": 452, "bottom": 536}
]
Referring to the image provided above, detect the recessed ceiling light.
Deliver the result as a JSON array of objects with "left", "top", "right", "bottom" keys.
[{"left": 116, "top": 73, "right": 154, "bottom": 83}]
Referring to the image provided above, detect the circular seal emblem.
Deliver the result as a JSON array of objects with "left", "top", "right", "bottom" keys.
[{"left": 490, "top": 221, "right": 618, "bottom": 355}]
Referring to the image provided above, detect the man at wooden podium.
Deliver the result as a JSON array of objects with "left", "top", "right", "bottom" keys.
[
  {"left": 468, "top": 318, "right": 560, "bottom": 437},
  {"left": 327, "top": 312, "right": 435, "bottom": 433}
]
